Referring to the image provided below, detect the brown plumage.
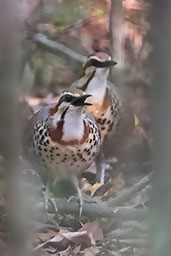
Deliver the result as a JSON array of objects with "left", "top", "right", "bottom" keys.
[
  {"left": 72, "top": 52, "right": 121, "bottom": 143},
  {"left": 23, "top": 91, "right": 102, "bottom": 214},
  {"left": 72, "top": 52, "right": 121, "bottom": 183},
  {"left": 24, "top": 91, "right": 101, "bottom": 178}
]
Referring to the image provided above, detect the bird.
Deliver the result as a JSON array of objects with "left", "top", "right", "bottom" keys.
[
  {"left": 72, "top": 52, "right": 121, "bottom": 183},
  {"left": 23, "top": 90, "right": 102, "bottom": 215},
  {"left": 72, "top": 52, "right": 120, "bottom": 142}
]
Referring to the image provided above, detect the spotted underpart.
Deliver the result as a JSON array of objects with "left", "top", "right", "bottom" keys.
[
  {"left": 101, "top": 93, "right": 120, "bottom": 140},
  {"left": 87, "top": 92, "right": 121, "bottom": 142},
  {"left": 33, "top": 117, "right": 101, "bottom": 179}
]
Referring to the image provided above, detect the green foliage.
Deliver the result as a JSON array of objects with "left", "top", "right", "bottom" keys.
[{"left": 53, "top": 0, "right": 85, "bottom": 28}]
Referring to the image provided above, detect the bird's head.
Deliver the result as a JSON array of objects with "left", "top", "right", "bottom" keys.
[
  {"left": 49, "top": 91, "right": 92, "bottom": 128},
  {"left": 48, "top": 91, "right": 92, "bottom": 143},
  {"left": 73, "top": 52, "right": 117, "bottom": 91},
  {"left": 84, "top": 52, "right": 117, "bottom": 72}
]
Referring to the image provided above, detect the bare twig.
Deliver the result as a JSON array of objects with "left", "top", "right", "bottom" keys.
[
  {"left": 108, "top": 172, "right": 153, "bottom": 207},
  {"left": 109, "top": 0, "right": 124, "bottom": 66}
]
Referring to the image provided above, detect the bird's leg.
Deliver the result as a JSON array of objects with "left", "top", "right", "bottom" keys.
[
  {"left": 44, "top": 184, "right": 49, "bottom": 211},
  {"left": 95, "top": 150, "right": 106, "bottom": 184},
  {"left": 44, "top": 183, "right": 58, "bottom": 213},
  {"left": 72, "top": 176, "right": 83, "bottom": 216}
]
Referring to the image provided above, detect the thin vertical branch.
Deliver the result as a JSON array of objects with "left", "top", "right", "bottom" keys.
[{"left": 109, "top": 0, "right": 124, "bottom": 67}]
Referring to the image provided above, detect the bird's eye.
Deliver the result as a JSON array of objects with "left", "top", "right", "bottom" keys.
[
  {"left": 90, "top": 58, "right": 100, "bottom": 67},
  {"left": 60, "top": 94, "right": 73, "bottom": 103},
  {"left": 64, "top": 94, "right": 73, "bottom": 102}
]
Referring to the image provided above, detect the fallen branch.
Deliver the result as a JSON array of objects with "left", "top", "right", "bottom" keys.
[
  {"left": 34, "top": 33, "right": 86, "bottom": 65},
  {"left": 34, "top": 198, "right": 148, "bottom": 221},
  {"left": 108, "top": 172, "right": 153, "bottom": 207}
]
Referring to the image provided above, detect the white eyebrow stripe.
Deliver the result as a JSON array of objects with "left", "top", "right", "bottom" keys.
[
  {"left": 62, "top": 91, "right": 80, "bottom": 97},
  {"left": 89, "top": 56, "right": 101, "bottom": 61},
  {"left": 89, "top": 55, "right": 111, "bottom": 62}
]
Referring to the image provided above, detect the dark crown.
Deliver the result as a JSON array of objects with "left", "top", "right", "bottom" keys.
[
  {"left": 87, "top": 58, "right": 117, "bottom": 68},
  {"left": 59, "top": 93, "right": 92, "bottom": 107}
]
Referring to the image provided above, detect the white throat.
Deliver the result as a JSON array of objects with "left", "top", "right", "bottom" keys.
[
  {"left": 85, "top": 68, "right": 108, "bottom": 103},
  {"left": 62, "top": 107, "right": 84, "bottom": 141}
]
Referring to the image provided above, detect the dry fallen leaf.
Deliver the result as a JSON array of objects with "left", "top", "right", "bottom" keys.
[
  {"left": 78, "top": 221, "right": 104, "bottom": 242},
  {"left": 63, "top": 231, "right": 92, "bottom": 250},
  {"left": 34, "top": 233, "right": 69, "bottom": 251},
  {"left": 134, "top": 114, "right": 140, "bottom": 127},
  {"left": 90, "top": 183, "right": 103, "bottom": 197},
  {"left": 34, "top": 231, "right": 92, "bottom": 252},
  {"left": 91, "top": 182, "right": 114, "bottom": 198},
  {"left": 32, "top": 248, "right": 50, "bottom": 256},
  {"left": 58, "top": 244, "right": 81, "bottom": 256},
  {"left": 37, "top": 229, "right": 58, "bottom": 244},
  {"left": 83, "top": 246, "right": 100, "bottom": 256}
]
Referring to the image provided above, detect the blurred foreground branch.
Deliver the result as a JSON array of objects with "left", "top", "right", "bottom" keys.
[
  {"left": 0, "top": 1, "right": 33, "bottom": 255},
  {"left": 149, "top": 1, "right": 171, "bottom": 255}
]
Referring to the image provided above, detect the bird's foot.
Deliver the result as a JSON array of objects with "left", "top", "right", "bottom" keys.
[{"left": 67, "top": 195, "right": 77, "bottom": 203}]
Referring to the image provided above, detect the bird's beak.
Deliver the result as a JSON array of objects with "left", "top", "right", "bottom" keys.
[
  {"left": 72, "top": 94, "right": 92, "bottom": 106},
  {"left": 103, "top": 60, "right": 117, "bottom": 67}
]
